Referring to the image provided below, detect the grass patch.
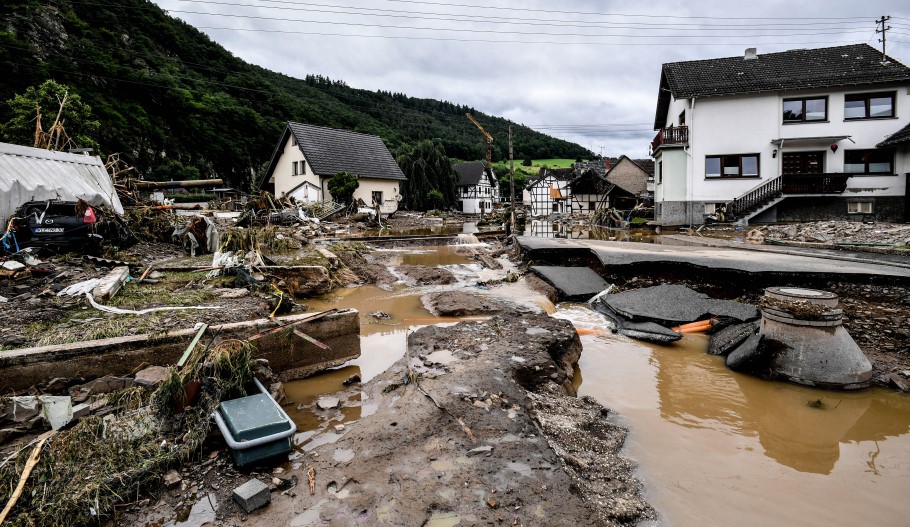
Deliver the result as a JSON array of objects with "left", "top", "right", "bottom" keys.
[{"left": 532, "top": 158, "right": 577, "bottom": 169}]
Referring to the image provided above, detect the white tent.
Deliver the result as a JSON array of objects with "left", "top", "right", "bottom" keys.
[{"left": 0, "top": 142, "right": 124, "bottom": 224}]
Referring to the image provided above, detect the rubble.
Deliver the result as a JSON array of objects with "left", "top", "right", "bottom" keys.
[{"left": 757, "top": 221, "right": 910, "bottom": 247}]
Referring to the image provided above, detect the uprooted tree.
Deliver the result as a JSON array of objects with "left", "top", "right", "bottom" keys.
[
  {"left": 1, "top": 80, "right": 100, "bottom": 152},
  {"left": 327, "top": 171, "right": 360, "bottom": 205}
]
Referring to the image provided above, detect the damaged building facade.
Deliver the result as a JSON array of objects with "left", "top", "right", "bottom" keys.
[{"left": 651, "top": 44, "right": 910, "bottom": 226}]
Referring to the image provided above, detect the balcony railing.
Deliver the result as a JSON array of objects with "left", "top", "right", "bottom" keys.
[
  {"left": 781, "top": 173, "right": 849, "bottom": 194},
  {"left": 651, "top": 126, "right": 688, "bottom": 152}
]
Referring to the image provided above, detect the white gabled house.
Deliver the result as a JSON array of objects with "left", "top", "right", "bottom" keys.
[
  {"left": 259, "top": 122, "right": 406, "bottom": 215},
  {"left": 526, "top": 168, "right": 573, "bottom": 217},
  {"left": 453, "top": 161, "right": 497, "bottom": 214},
  {"left": 651, "top": 44, "right": 910, "bottom": 225}
]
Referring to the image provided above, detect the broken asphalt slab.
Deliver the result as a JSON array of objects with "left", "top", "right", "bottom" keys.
[
  {"left": 597, "top": 284, "right": 759, "bottom": 326},
  {"left": 516, "top": 237, "right": 910, "bottom": 279},
  {"left": 529, "top": 265, "right": 611, "bottom": 300}
]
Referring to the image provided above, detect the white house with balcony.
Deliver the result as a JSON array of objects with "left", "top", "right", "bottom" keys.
[
  {"left": 651, "top": 44, "right": 910, "bottom": 225},
  {"left": 259, "top": 122, "right": 406, "bottom": 215},
  {"left": 454, "top": 161, "right": 497, "bottom": 214}
]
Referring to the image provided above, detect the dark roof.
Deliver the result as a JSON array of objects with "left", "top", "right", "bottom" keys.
[
  {"left": 631, "top": 159, "right": 654, "bottom": 177},
  {"left": 877, "top": 123, "right": 910, "bottom": 148},
  {"left": 605, "top": 156, "right": 650, "bottom": 196},
  {"left": 259, "top": 122, "right": 405, "bottom": 191},
  {"left": 655, "top": 44, "right": 910, "bottom": 128},
  {"left": 453, "top": 161, "right": 492, "bottom": 187},
  {"left": 290, "top": 122, "right": 405, "bottom": 180}
]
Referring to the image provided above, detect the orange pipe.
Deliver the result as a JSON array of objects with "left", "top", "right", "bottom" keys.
[
  {"left": 672, "top": 319, "right": 713, "bottom": 333},
  {"left": 576, "top": 327, "right": 612, "bottom": 335}
]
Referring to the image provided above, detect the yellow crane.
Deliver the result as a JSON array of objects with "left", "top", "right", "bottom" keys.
[{"left": 466, "top": 113, "right": 493, "bottom": 165}]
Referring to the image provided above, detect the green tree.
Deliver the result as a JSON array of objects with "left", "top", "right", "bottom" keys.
[
  {"left": 1, "top": 80, "right": 100, "bottom": 152},
  {"left": 327, "top": 171, "right": 360, "bottom": 205},
  {"left": 522, "top": 157, "right": 532, "bottom": 167},
  {"left": 427, "top": 189, "right": 444, "bottom": 210},
  {"left": 395, "top": 139, "right": 458, "bottom": 211}
]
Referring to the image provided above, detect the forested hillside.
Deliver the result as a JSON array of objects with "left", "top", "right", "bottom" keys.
[{"left": 0, "top": 0, "right": 591, "bottom": 189}]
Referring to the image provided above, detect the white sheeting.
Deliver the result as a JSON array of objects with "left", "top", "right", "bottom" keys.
[{"left": 0, "top": 142, "right": 124, "bottom": 224}]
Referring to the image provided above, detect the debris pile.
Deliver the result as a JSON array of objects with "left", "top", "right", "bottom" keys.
[
  {"left": 0, "top": 341, "right": 257, "bottom": 526},
  {"left": 752, "top": 221, "right": 910, "bottom": 246}
]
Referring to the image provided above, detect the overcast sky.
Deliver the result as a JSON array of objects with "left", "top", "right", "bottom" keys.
[{"left": 153, "top": 0, "right": 910, "bottom": 158}]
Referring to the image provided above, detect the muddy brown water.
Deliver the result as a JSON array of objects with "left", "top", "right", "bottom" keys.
[{"left": 282, "top": 248, "right": 910, "bottom": 525}]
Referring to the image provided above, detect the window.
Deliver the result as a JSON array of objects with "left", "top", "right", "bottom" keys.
[
  {"left": 844, "top": 149, "right": 893, "bottom": 174},
  {"left": 552, "top": 202, "right": 559, "bottom": 212},
  {"left": 783, "top": 96, "right": 827, "bottom": 122},
  {"left": 657, "top": 161, "right": 662, "bottom": 184},
  {"left": 299, "top": 160, "right": 306, "bottom": 175},
  {"left": 845, "top": 92, "right": 895, "bottom": 119},
  {"left": 679, "top": 110, "right": 686, "bottom": 126},
  {"left": 291, "top": 161, "right": 298, "bottom": 175},
  {"left": 589, "top": 201, "right": 597, "bottom": 211},
  {"left": 848, "top": 201, "right": 873, "bottom": 214},
  {"left": 371, "top": 191, "right": 383, "bottom": 205},
  {"left": 705, "top": 154, "right": 760, "bottom": 178},
  {"left": 704, "top": 203, "right": 716, "bottom": 215}
]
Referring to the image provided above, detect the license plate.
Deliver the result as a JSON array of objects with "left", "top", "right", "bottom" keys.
[{"left": 34, "top": 227, "right": 65, "bottom": 233}]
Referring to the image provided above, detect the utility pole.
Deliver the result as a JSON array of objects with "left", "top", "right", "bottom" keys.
[
  {"left": 876, "top": 15, "right": 891, "bottom": 60},
  {"left": 509, "top": 126, "right": 516, "bottom": 232}
]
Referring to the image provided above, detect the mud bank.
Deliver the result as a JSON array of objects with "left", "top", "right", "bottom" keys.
[{"left": 238, "top": 310, "right": 650, "bottom": 526}]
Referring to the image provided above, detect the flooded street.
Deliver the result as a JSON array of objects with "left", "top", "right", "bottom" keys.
[
  {"left": 278, "top": 242, "right": 910, "bottom": 526},
  {"left": 562, "top": 304, "right": 910, "bottom": 526}
]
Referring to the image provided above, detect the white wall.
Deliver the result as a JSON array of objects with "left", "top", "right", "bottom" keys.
[
  {"left": 272, "top": 134, "right": 320, "bottom": 198},
  {"left": 654, "top": 148, "right": 688, "bottom": 202},
  {"left": 673, "top": 85, "right": 910, "bottom": 202},
  {"left": 325, "top": 178, "right": 401, "bottom": 214}
]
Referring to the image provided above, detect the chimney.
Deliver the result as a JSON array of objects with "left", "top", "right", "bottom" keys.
[
  {"left": 744, "top": 47, "right": 758, "bottom": 60},
  {"left": 604, "top": 157, "right": 612, "bottom": 171}
]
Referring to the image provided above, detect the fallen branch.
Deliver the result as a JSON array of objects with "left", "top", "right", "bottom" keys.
[{"left": 0, "top": 432, "right": 52, "bottom": 524}]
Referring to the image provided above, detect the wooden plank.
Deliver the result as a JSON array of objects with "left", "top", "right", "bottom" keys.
[
  {"left": 292, "top": 329, "right": 330, "bottom": 350},
  {"left": 92, "top": 266, "right": 130, "bottom": 302},
  {"left": 177, "top": 323, "right": 208, "bottom": 368},
  {"left": 249, "top": 309, "right": 338, "bottom": 341}
]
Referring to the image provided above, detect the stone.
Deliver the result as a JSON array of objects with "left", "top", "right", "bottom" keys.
[
  {"left": 163, "top": 470, "right": 182, "bottom": 488},
  {"left": 218, "top": 288, "right": 249, "bottom": 299},
  {"left": 467, "top": 445, "right": 493, "bottom": 457},
  {"left": 134, "top": 366, "right": 169, "bottom": 388},
  {"left": 71, "top": 403, "right": 91, "bottom": 419},
  {"left": 69, "top": 376, "right": 134, "bottom": 402},
  {"left": 317, "top": 396, "right": 340, "bottom": 410},
  {"left": 525, "top": 327, "right": 551, "bottom": 337},
  {"left": 421, "top": 291, "right": 506, "bottom": 317},
  {"left": 890, "top": 373, "right": 910, "bottom": 392},
  {"left": 233, "top": 479, "right": 271, "bottom": 513},
  {"left": 342, "top": 374, "right": 361, "bottom": 386}
]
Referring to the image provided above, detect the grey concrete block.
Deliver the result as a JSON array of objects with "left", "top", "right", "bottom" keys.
[{"left": 233, "top": 478, "right": 271, "bottom": 513}]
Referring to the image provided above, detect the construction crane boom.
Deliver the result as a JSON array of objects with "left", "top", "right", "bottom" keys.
[{"left": 466, "top": 113, "right": 493, "bottom": 165}]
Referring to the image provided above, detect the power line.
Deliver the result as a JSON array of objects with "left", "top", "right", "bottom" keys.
[
  {"left": 164, "top": 0, "right": 872, "bottom": 30},
  {"left": 146, "top": 7, "right": 879, "bottom": 39}
]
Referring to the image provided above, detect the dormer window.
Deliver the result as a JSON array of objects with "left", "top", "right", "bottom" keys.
[{"left": 783, "top": 96, "right": 827, "bottom": 122}]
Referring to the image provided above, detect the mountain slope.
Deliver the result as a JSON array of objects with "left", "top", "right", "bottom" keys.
[{"left": 0, "top": 0, "right": 591, "bottom": 189}]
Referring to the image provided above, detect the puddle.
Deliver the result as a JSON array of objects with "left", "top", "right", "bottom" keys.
[
  {"left": 376, "top": 245, "right": 475, "bottom": 266},
  {"left": 556, "top": 303, "right": 910, "bottom": 526}
]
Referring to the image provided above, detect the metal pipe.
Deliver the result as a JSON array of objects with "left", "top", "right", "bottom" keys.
[
  {"left": 212, "top": 378, "right": 297, "bottom": 450},
  {"left": 132, "top": 179, "right": 224, "bottom": 189}
]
